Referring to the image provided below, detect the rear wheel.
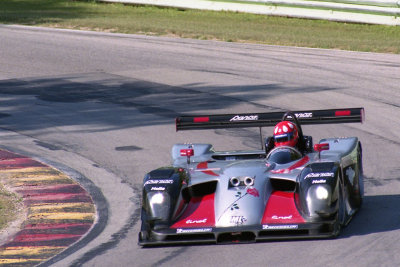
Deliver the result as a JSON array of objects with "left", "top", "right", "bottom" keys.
[
  {"left": 350, "top": 145, "right": 364, "bottom": 209},
  {"left": 356, "top": 146, "right": 364, "bottom": 201}
]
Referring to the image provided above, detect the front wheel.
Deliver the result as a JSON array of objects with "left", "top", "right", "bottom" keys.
[{"left": 332, "top": 180, "right": 346, "bottom": 237}]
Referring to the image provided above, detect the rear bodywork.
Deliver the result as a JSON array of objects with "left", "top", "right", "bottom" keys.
[{"left": 139, "top": 108, "right": 364, "bottom": 246}]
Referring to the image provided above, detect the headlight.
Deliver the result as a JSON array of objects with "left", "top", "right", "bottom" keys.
[
  {"left": 315, "top": 186, "right": 329, "bottom": 200},
  {"left": 147, "top": 192, "right": 170, "bottom": 220},
  {"left": 305, "top": 185, "right": 332, "bottom": 217},
  {"left": 149, "top": 193, "right": 164, "bottom": 205}
]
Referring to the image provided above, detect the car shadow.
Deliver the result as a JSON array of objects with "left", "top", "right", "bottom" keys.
[{"left": 341, "top": 194, "right": 400, "bottom": 238}]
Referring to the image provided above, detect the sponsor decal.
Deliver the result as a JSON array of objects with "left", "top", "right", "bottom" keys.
[
  {"left": 176, "top": 228, "right": 212, "bottom": 233},
  {"left": 186, "top": 218, "right": 207, "bottom": 224},
  {"left": 144, "top": 179, "right": 174, "bottom": 186},
  {"left": 311, "top": 179, "right": 326, "bottom": 184},
  {"left": 295, "top": 112, "right": 313, "bottom": 118},
  {"left": 247, "top": 187, "right": 260, "bottom": 197},
  {"left": 230, "top": 203, "right": 239, "bottom": 211},
  {"left": 304, "top": 172, "right": 334, "bottom": 179},
  {"left": 230, "top": 115, "right": 259, "bottom": 121},
  {"left": 263, "top": 224, "right": 298, "bottom": 230},
  {"left": 218, "top": 187, "right": 260, "bottom": 222},
  {"left": 286, "top": 113, "right": 313, "bottom": 119},
  {"left": 230, "top": 216, "right": 247, "bottom": 225},
  {"left": 272, "top": 215, "right": 293, "bottom": 220},
  {"left": 151, "top": 186, "right": 166, "bottom": 191}
]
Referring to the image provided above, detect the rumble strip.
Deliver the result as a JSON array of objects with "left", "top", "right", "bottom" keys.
[{"left": 0, "top": 149, "right": 95, "bottom": 266}]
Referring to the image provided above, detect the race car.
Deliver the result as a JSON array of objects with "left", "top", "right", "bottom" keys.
[{"left": 138, "top": 108, "right": 364, "bottom": 246}]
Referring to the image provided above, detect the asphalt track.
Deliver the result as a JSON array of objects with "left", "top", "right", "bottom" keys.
[{"left": 1, "top": 24, "right": 400, "bottom": 266}]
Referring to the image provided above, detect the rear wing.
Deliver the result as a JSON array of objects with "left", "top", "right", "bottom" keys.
[{"left": 176, "top": 108, "right": 364, "bottom": 131}]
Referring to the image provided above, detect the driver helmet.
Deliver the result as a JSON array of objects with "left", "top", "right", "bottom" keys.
[{"left": 273, "top": 121, "right": 299, "bottom": 147}]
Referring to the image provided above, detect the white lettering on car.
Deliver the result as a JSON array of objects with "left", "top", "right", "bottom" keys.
[
  {"left": 186, "top": 219, "right": 207, "bottom": 224},
  {"left": 286, "top": 113, "right": 313, "bottom": 119},
  {"left": 312, "top": 179, "right": 326, "bottom": 184},
  {"left": 230, "top": 115, "right": 259, "bottom": 121},
  {"left": 151, "top": 187, "right": 166, "bottom": 191},
  {"left": 271, "top": 215, "right": 293, "bottom": 220},
  {"left": 304, "top": 172, "right": 334, "bottom": 179},
  {"left": 144, "top": 179, "right": 174, "bottom": 186},
  {"left": 176, "top": 228, "right": 212, "bottom": 233},
  {"left": 263, "top": 224, "right": 298, "bottom": 230},
  {"left": 295, "top": 112, "right": 313, "bottom": 118}
]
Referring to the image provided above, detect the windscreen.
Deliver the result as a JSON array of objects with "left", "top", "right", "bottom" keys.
[{"left": 267, "top": 148, "right": 302, "bottom": 164}]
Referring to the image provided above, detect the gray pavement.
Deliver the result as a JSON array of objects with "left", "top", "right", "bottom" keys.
[{"left": 1, "top": 25, "right": 400, "bottom": 266}]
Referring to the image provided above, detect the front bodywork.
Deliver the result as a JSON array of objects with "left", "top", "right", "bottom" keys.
[{"left": 139, "top": 136, "right": 363, "bottom": 246}]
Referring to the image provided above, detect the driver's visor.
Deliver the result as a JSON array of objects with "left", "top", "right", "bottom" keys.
[{"left": 274, "top": 132, "right": 294, "bottom": 143}]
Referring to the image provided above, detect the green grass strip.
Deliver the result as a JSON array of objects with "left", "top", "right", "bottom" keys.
[{"left": 0, "top": 0, "right": 399, "bottom": 53}]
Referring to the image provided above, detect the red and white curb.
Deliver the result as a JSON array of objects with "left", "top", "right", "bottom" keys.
[{"left": 0, "top": 149, "right": 95, "bottom": 266}]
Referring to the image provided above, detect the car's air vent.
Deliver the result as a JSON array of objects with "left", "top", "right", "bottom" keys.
[
  {"left": 270, "top": 178, "right": 296, "bottom": 192},
  {"left": 186, "top": 181, "right": 217, "bottom": 197},
  {"left": 217, "top": 232, "right": 256, "bottom": 243}
]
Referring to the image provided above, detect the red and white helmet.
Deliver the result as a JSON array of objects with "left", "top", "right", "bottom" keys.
[{"left": 273, "top": 121, "right": 299, "bottom": 147}]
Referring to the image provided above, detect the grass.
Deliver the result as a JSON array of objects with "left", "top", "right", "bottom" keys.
[
  {"left": 0, "top": 184, "right": 22, "bottom": 231},
  {"left": 0, "top": 0, "right": 400, "bottom": 53}
]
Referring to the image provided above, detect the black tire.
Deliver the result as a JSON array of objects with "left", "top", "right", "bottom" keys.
[
  {"left": 338, "top": 181, "right": 346, "bottom": 226},
  {"left": 349, "top": 145, "right": 364, "bottom": 209},
  {"left": 356, "top": 145, "right": 364, "bottom": 203},
  {"left": 333, "top": 179, "right": 346, "bottom": 237}
]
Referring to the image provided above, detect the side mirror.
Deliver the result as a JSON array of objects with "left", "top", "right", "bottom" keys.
[
  {"left": 314, "top": 143, "right": 329, "bottom": 152},
  {"left": 314, "top": 143, "right": 329, "bottom": 159},
  {"left": 180, "top": 149, "right": 194, "bottom": 157},
  {"left": 180, "top": 148, "right": 194, "bottom": 164}
]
